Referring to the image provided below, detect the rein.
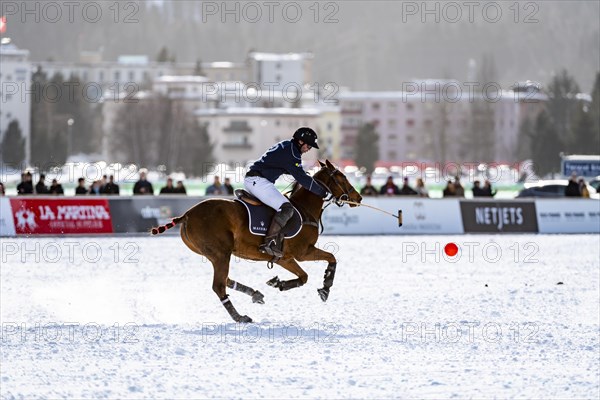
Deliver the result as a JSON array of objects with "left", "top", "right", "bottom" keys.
[
  {"left": 316, "top": 169, "right": 403, "bottom": 227},
  {"left": 297, "top": 167, "right": 404, "bottom": 233}
]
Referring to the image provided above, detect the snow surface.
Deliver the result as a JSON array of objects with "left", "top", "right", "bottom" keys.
[{"left": 1, "top": 235, "right": 599, "bottom": 399}]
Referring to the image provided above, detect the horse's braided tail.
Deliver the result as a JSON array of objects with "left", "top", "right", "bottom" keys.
[{"left": 151, "top": 215, "right": 186, "bottom": 235}]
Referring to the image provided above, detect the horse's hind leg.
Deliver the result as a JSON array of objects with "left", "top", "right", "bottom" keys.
[
  {"left": 267, "top": 259, "right": 308, "bottom": 291},
  {"left": 210, "top": 256, "right": 252, "bottom": 323},
  {"left": 227, "top": 278, "right": 265, "bottom": 304}
]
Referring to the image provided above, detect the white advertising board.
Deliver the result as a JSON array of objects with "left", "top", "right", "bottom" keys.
[
  {"left": 0, "top": 197, "right": 16, "bottom": 237},
  {"left": 536, "top": 199, "right": 600, "bottom": 233},
  {"left": 321, "top": 198, "right": 464, "bottom": 235}
]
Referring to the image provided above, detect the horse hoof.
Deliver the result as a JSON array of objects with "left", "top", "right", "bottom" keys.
[
  {"left": 266, "top": 276, "right": 281, "bottom": 288},
  {"left": 317, "top": 288, "right": 329, "bottom": 302},
  {"left": 252, "top": 291, "right": 265, "bottom": 304},
  {"left": 236, "top": 315, "right": 253, "bottom": 323}
]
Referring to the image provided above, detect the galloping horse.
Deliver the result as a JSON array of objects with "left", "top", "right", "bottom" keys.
[{"left": 151, "top": 160, "right": 363, "bottom": 322}]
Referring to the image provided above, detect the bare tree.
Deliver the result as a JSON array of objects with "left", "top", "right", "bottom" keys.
[{"left": 112, "top": 95, "right": 213, "bottom": 174}]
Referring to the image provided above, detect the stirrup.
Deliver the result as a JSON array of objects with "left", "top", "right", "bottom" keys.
[
  {"left": 259, "top": 243, "right": 283, "bottom": 258},
  {"left": 259, "top": 235, "right": 283, "bottom": 258}
]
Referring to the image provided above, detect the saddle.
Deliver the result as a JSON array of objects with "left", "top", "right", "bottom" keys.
[{"left": 234, "top": 189, "right": 307, "bottom": 238}]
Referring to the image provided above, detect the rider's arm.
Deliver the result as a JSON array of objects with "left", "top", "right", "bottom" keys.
[{"left": 288, "top": 161, "right": 328, "bottom": 198}]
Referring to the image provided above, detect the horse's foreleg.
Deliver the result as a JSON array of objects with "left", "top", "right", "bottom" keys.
[
  {"left": 227, "top": 278, "right": 265, "bottom": 304},
  {"left": 297, "top": 247, "right": 337, "bottom": 302},
  {"left": 211, "top": 258, "right": 252, "bottom": 323},
  {"left": 267, "top": 259, "right": 308, "bottom": 291},
  {"left": 318, "top": 263, "right": 337, "bottom": 302}
]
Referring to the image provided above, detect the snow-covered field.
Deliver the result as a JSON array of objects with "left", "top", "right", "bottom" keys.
[{"left": 1, "top": 235, "right": 599, "bottom": 399}]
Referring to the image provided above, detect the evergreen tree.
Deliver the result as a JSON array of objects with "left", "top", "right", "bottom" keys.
[
  {"left": 179, "top": 122, "right": 215, "bottom": 177},
  {"left": 464, "top": 54, "right": 497, "bottom": 162},
  {"left": 156, "top": 46, "right": 169, "bottom": 62},
  {"left": 546, "top": 69, "right": 580, "bottom": 152},
  {"left": 530, "top": 110, "right": 563, "bottom": 176},
  {"left": 354, "top": 122, "right": 379, "bottom": 174},
  {"left": 571, "top": 102, "right": 595, "bottom": 154},
  {"left": 194, "top": 60, "right": 204, "bottom": 76},
  {"left": 588, "top": 72, "right": 600, "bottom": 153},
  {"left": 30, "top": 69, "right": 68, "bottom": 167},
  {"left": 434, "top": 100, "right": 450, "bottom": 164},
  {"left": 30, "top": 67, "right": 52, "bottom": 166},
  {"left": 67, "top": 74, "right": 102, "bottom": 155},
  {"left": 516, "top": 116, "right": 535, "bottom": 161},
  {"left": 1, "top": 120, "right": 25, "bottom": 165}
]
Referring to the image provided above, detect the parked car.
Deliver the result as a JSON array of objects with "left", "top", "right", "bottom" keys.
[
  {"left": 588, "top": 176, "right": 600, "bottom": 192},
  {"left": 516, "top": 180, "right": 599, "bottom": 199}
]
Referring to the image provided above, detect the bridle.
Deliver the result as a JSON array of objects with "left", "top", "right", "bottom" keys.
[{"left": 315, "top": 168, "right": 357, "bottom": 208}]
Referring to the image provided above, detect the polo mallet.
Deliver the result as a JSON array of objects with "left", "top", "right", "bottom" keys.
[{"left": 339, "top": 200, "right": 403, "bottom": 227}]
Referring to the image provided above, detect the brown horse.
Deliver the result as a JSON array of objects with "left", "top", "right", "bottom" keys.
[{"left": 151, "top": 160, "right": 363, "bottom": 322}]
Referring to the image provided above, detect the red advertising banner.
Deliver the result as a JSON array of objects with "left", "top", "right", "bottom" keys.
[{"left": 10, "top": 198, "right": 113, "bottom": 234}]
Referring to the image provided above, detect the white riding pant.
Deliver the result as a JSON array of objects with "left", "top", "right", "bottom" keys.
[{"left": 244, "top": 177, "right": 289, "bottom": 211}]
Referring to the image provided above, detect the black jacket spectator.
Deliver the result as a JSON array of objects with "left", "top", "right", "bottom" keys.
[
  {"left": 75, "top": 178, "right": 88, "bottom": 195},
  {"left": 565, "top": 179, "right": 581, "bottom": 197},
  {"left": 17, "top": 173, "right": 34, "bottom": 195},
  {"left": 160, "top": 186, "right": 177, "bottom": 194},
  {"left": 360, "top": 176, "right": 378, "bottom": 196},
  {"left": 223, "top": 178, "right": 235, "bottom": 195},
  {"left": 175, "top": 181, "right": 187, "bottom": 194},
  {"left": 49, "top": 180, "right": 64, "bottom": 195},
  {"left": 101, "top": 176, "right": 120, "bottom": 195},
  {"left": 360, "top": 185, "right": 378, "bottom": 196},
  {"left": 133, "top": 172, "right": 154, "bottom": 195},
  {"left": 102, "top": 183, "right": 120, "bottom": 195},
  {"left": 443, "top": 181, "right": 455, "bottom": 197},
  {"left": 160, "top": 179, "right": 177, "bottom": 194},
  {"left": 472, "top": 181, "right": 485, "bottom": 197},
  {"left": 35, "top": 175, "right": 49, "bottom": 194},
  {"left": 482, "top": 181, "right": 496, "bottom": 197},
  {"left": 380, "top": 177, "right": 401, "bottom": 196},
  {"left": 399, "top": 178, "right": 418, "bottom": 195}
]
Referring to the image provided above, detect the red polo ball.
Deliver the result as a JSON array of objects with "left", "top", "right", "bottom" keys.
[{"left": 444, "top": 242, "right": 459, "bottom": 257}]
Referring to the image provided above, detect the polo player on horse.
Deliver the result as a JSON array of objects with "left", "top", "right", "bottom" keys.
[{"left": 244, "top": 127, "right": 328, "bottom": 258}]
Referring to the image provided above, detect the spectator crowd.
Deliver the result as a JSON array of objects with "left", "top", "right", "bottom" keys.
[
  {"left": 360, "top": 175, "right": 497, "bottom": 198},
  {"left": 1, "top": 171, "right": 593, "bottom": 199},
  {"left": 4, "top": 171, "right": 188, "bottom": 196}
]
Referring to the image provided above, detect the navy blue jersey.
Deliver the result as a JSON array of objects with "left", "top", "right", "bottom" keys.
[{"left": 248, "top": 140, "right": 327, "bottom": 197}]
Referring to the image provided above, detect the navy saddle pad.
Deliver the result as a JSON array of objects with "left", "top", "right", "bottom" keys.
[{"left": 234, "top": 190, "right": 302, "bottom": 238}]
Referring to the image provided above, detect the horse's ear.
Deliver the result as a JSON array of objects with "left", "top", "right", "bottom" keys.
[
  {"left": 318, "top": 160, "right": 326, "bottom": 168},
  {"left": 325, "top": 159, "right": 335, "bottom": 170}
]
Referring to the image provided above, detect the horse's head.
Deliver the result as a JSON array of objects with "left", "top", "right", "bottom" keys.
[{"left": 314, "top": 160, "right": 363, "bottom": 207}]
